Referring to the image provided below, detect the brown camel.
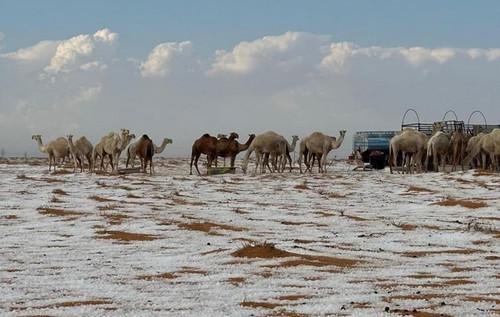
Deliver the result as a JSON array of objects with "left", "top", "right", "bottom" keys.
[
  {"left": 190, "top": 133, "right": 218, "bottom": 175},
  {"left": 216, "top": 133, "right": 256, "bottom": 168},
  {"left": 136, "top": 134, "right": 154, "bottom": 175}
]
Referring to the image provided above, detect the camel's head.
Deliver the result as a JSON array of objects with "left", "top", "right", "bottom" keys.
[
  {"left": 32, "top": 134, "right": 41, "bottom": 141},
  {"left": 229, "top": 132, "right": 239, "bottom": 140},
  {"left": 128, "top": 134, "right": 136, "bottom": 141},
  {"left": 66, "top": 134, "right": 73, "bottom": 141},
  {"left": 292, "top": 135, "right": 299, "bottom": 142},
  {"left": 165, "top": 138, "right": 173, "bottom": 144},
  {"left": 120, "top": 128, "right": 130, "bottom": 135},
  {"left": 339, "top": 130, "right": 346, "bottom": 137}
]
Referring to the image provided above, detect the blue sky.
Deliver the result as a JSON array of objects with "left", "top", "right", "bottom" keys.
[
  {"left": 1, "top": 1, "right": 500, "bottom": 157},
  {"left": 3, "top": 1, "right": 500, "bottom": 54}
]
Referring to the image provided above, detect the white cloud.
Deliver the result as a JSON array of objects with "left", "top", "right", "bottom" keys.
[
  {"left": 140, "top": 41, "right": 192, "bottom": 78},
  {"left": 466, "top": 48, "right": 500, "bottom": 61},
  {"left": 80, "top": 60, "right": 108, "bottom": 71},
  {"left": 44, "top": 34, "right": 95, "bottom": 73},
  {"left": 1, "top": 40, "right": 58, "bottom": 62},
  {"left": 93, "top": 28, "right": 118, "bottom": 44},
  {"left": 398, "top": 47, "right": 456, "bottom": 65},
  {"left": 209, "top": 31, "right": 329, "bottom": 75}
]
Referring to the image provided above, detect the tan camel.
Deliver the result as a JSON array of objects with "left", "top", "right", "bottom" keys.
[
  {"left": 67, "top": 135, "right": 93, "bottom": 172},
  {"left": 425, "top": 122, "right": 449, "bottom": 172},
  {"left": 268, "top": 135, "right": 299, "bottom": 173},
  {"left": 480, "top": 129, "right": 500, "bottom": 171},
  {"left": 302, "top": 130, "right": 346, "bottom": 173},
  {"left": 242, "top": 131, "right": 287, "bottom": 174},
  {"left": 463, "top": 133, "right": 486, "bottom": 169},
  {"left": 154, "top": 138, "right": 173, "bottom": 154},
  {"left": 32, "top": 135, "right": 70, "bottom": 171},
  {"left": 449, "top": 129, "right": 467, "bottom": 171},
  {"left": 389, "top": 129, "right": 428, "bottom": 174}
]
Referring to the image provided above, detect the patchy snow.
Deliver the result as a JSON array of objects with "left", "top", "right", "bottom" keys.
[{"left": 0, "top": 158, "right": 499, "bottom": 317}]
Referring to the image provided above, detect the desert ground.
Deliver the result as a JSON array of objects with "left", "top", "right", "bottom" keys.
[{"left": 1, "top": 157, "right": 499, "bottom": 317}]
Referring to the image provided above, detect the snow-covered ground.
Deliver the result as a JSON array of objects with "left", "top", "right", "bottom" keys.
[{"left": 1, "top": 158, "right": 499, "bottom": 317}]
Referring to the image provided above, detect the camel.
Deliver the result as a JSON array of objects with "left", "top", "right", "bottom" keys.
[
  {"left": 242, "top": 131, "right": 288, "bottom": 174},
  {"left": 67, "top": 135, "right": 93, "bottom": 172},
  {"left": 93, "top": 130, "right": 134, "bottom": 172},
  {"left": 301, "top": 130, "right": 346, "bottom": 173},
  {"left": 216, "top": 133, "right": 256, "bottom": 168},
  {"left": 425, "top": 122, "right": 450, "bottom": 172},
  {"left": 135, "top": 134, "right": 155, "bottom": 175},
  {"left": 267, "top": 135, "right": 299, "bottom": 173},
  {"left": 479, "top": 129, "right": 500, "bottom": 171},
  {"left": 190, "top": 133, "right": 218, "bottom": 175},
  {"left": 389, "top": 129, "right": 428, "bottom": 174},
  {"left": 449, "top": 128, "right": 467, "bottom": 171},
  {"left": 463, "top": 133, "right": 486, "bottom": 169},
  {"left": 32, "top": 135, "right": 70, "bottom": 171},
  {"left": 154, "top": 138, "right": 173, "bottom": 154}
]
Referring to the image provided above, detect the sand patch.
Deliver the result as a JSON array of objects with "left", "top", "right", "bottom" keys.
[
  {"left": 431, "top": 198, "right": 487, "bottom": 209},
  {"left": 240, "top": 300, "right": 282, "bottom": 309},
  {"left": 37, "top": 207, "right": 83, "bottom": 217},
  {"left": 227, "top": 277, "right": 245, "bottom": 285},
  {"left": 400, "top": 248, "right": 481, "bottom": 257},
  {"left": 232, "top": 243, "right": 360, "bottom": 268},
  {"left": 95, "top": 230, "right": 160, "bottom": 242},
  {"left": 177, "top": 221, "right": 246, "bottom": 235}
]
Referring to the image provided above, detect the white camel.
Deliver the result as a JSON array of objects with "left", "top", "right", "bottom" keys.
[
  {"left": 463, "top": 133, "right": 486, "bottom": 169},
  {"left": 93, "top": 129, "right": 134, "bottom": 172},
  {"left": 301, "top": 130, "right": 346, "bottom": 173},
  {"left": 389, "top": 129, "right": 428, "bottom": 174},
  {"left": 479, "top": 129, "right": 500, "bottom": 171},
  {"left": 32, "top": 135, "right": 70, "bottom": 171},
  {"left": 242, "top": 131, "right": 287, "bottom": 174}
]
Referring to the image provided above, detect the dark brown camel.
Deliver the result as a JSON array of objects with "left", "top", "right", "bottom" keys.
[
  {"left": 136, "top": 134, "right": 154, "bottom": 175},
  {"left": 216, "top": 133, "right": 256, "bottom": 168},
  {"left": 190, "top": 133, "right": 218, "bottom": 175}
]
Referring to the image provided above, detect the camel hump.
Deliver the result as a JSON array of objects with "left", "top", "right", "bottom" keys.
[
  {"left": 142, "top": 134, "right": 150, "bottom": 140},
  {"left": 202, "top": 133, "right": 211, "bottom": 138}
]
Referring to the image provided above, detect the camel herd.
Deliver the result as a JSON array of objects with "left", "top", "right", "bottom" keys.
[
  {"left": 30, "top": 124, "right": 499, "bottom": 175},
  {"left": 32, "top": 129, "right": 172, "bottom": 174},
  {"left": 31, "top": 129, "right": 346, "bottom": 175},
  {"left": 389, "top": 123, "right": 500, "bottom": 174},
  {"left": 190, "top": 130, "right": 346, "bottom": 175}
]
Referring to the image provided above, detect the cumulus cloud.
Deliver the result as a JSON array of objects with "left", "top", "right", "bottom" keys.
[
  {"left": 1, "top": 40, "right": 58, "bottom": 62},
  {"left": 1, "top": 28, "right": 117, "bottom": 75},
  {"left": 140, "top": 41, "right": 192, "bottom": 77},
  {"left": 93, "top": 28, "right": 118, "bottom": 44},
  {"left": 466, "top": 48, "right": 500, "bottom": 61},
  {"left": 208, "top": 31, "right": 329, "bottom": 75}
]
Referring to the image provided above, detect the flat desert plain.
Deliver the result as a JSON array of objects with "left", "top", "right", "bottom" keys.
[{"left": 1, "top": 158, "right": 499, "bottom": 317}]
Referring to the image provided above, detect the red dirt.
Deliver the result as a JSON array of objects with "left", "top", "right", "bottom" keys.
[{"left": 431, "top": 198, "right": 488, "bottom": 209}]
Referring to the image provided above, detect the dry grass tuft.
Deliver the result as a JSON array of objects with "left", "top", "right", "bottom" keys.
[
  {"left": 406, "top": 186, "right": 436, "bottom": 193},
  {"left": 294, "top": 181, "right": 309, "bottom": 190},
  {"left": 431, "top": 198, "right": 488, "bottom": 209},
  {"left": 101, "top": 213, "right": 131, "bottom": 225},
  {"left": 400, "top": 248, "right": 481, "bottom": 257},
  {"left": 177, "top": 221, "right": 246, "bottom": 235},
  {"left": 391, "top": 220, "right": 417, "bottom": 231},
  {"left": 52, "top": 188, "right": 68, "bottom": 195},
  {"left": 95, "top": 230, "right": 160, "bottom": 242},
  {"left": 37, "top": 207, "right": 83, "bottom": 217},
  {"left": 232, "top": 242, "right": 360, "bottom": 268},
  {"left": 227, "top": 277, "right": 245, "bottom": 285},
  {"left": 240, "top": 300, "right": 282, "bottom": 309},
  {"left": 138, "top": 272, "right": 175, "bottom": 280},
  {"left": 89, "top": 195, "right": 116, "bottom": 202}
]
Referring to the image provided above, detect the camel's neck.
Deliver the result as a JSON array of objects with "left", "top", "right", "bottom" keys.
[
  {"left": 68, "top": 139, "right": 76, "bottom": 151},
  {"left": 288, "top": 138, "right": 298, "bottom": 152},
  {"left": 238, "top": 136, "right": 254, "bottom": 152},
  {"left": 35, "top": 138, "right": 47, "bottom": 153},
  {"left": 155, "top": 140, "right": 169, "bottom": 154},
  {"left": 333, "top": 134, "right": 344, "bottom": 149}
]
